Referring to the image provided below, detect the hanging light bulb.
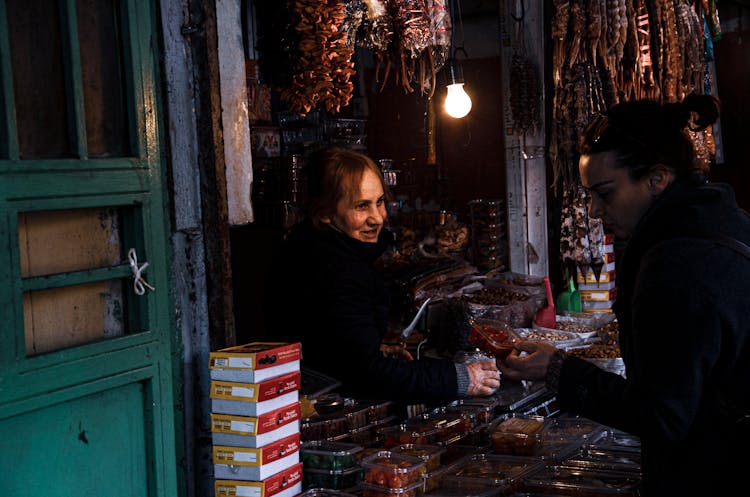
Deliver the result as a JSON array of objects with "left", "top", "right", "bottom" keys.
[{"left": 444, "top": 59, "right": 472, "bottom": 118}]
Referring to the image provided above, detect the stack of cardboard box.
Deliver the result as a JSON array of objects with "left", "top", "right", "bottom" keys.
[
  {"left": 578, "top": 233, "right": 617, "bottom": 313},
  {"left": 209, "top": 342, "right": 304, "bottom": 497}
]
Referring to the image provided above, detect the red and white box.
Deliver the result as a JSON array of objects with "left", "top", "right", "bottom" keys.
[
  {"left": 213, "top": 433, "right": 300, "bottom": 481},
  {"left": 580, "top": 287, "right": 617, "bottom": 302},
  {"left": 209, "top": 342, "right": 302, "bottom": 383},
  {"left": 215, "top": 462, "right": 303, "bottom": 497},
  {"left": 581, "top": 299, "right": 615, "bottom": 312},
  {"left": 578, "top": 280, "right": 616, "bottom": 291},
  {"left": 577, "top": 269, "right": 616, "bottom": 284},
  {"left": 211, "top": 371, "right": 301, "bottom": 416},
  {"left": 211, "top": 402, "right": 301, "bottom": 448}
]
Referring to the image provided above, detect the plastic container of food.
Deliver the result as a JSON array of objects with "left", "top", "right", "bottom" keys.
[
  {"left": 359, "top": 480, "right": 423, "bottom": 497},
  {"left": 390, "top": 444, "right": 446, "bottom": 472},
  {"left": 442, "top": 403, "right": 484, "bottom": 433},
  {"left": 406, "top": 411, "right": 467, "bottom": 441},
  {"left": 300, "top": 440, "right": 363, "bottom": 471},
  {"left": 514, "top": 328, "right": 582, "bottom": 348},
  {"left": 450, "top": 398, "right": 499, "bottom": 425},
  {"left": 468, "top": 319, "right": 519, "bottom": 360},
  {"left": 520, "top": 465, "right": 642, "bottom": 496},
  {"left": 538, "top": 416, "right": 606, "bottom": 463},
  {"left": 532, "top": 314, "right": 601, "bottom": 340},
  {"left": 422, "top": 478, "right": 502, "bottom": 497},
  {"left": 361, "top": 450, "right": 427, "bottom": 489},
  {"left": 543, "top": 416, "right": 605, "bottom": 442},
  {"left": 302, "top": 465, "right": 363, "bottom": 489},
  {"left": 436, "top": 432, "right": 472, "bottom": 462},
  {"left": 566, "top": 345, "right": 626, "bottom": 376},
  {"left": 301, "top": 415, "right": 349, "bottom": 442},
  {"left": 298, "top": 488, "right": 358, "bottom": 497},
  {"left": 419, "top": 458, "right": 466, "bottom": 493},
  {"left": 444, "top": 453, "right": 544, "bottom": 493},
  {"left": 563, "top": 446, "right": 642, "bottom": 473},
  {"left": 489, "top": 415, "right": 546, "bottom": 456},
  {"left": 365, "top": 400, "right": 394, "bottom": 423},
  {"left": 586, "top": 428, "right": 641, "bottom": 451},
  {"left": 378, "top": 423, "right": 441, "bottom": 448}
]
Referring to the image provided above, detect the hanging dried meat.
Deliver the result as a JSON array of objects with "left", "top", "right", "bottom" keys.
[
  {"left": 361, "top": 0, "right": 451, "bottom": 97},
  {"left": 427, "top": 0, "right": 452, "bottom": 71},
  {"left": 550, "top": 0, "right": 716, "bottom": 278},
  {"left": 551, "top": 0, "right": 570, "bottom": 87},
  {"left": 358, "top": 0, "right": 392, "bottom": 51},
  {"left": 281, "top": 0, "right": 356, "bottom": 115}
]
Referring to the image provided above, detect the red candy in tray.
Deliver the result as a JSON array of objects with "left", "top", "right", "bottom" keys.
[{"left": 468, "top": 319, "right": 519, "bottom": 360}]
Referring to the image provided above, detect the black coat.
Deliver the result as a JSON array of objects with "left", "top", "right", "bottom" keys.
[
  {"left": 266, "top": 220, "right": 460, "bottom": 405},
  {"left": 557, "top": 179, "right": 750, "bottom": 496}
]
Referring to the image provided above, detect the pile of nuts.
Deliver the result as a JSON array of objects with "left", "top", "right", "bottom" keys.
[{"left": 567, "top": 344, "right": 621, "bottom": 358}]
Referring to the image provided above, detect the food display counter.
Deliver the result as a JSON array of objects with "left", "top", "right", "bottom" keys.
[{"left": 294, "top": 306, "right": 639, "bottom": 497}]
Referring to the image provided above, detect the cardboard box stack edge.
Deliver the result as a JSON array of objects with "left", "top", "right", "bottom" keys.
[{"left": 210, "top": 342, "right": 304, "bottom": 497}]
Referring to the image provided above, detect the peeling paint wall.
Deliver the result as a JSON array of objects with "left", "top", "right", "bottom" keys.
[{"left": 217, "top": 0, "right": 254, "bottom": 225}]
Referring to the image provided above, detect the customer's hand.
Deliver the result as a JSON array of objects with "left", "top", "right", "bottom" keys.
[
  {"left": 499, "top": 340, "right": 557, "bottom": 381},
  {"left": 466, "top": 360, "right": 501, "bottom": 396}
]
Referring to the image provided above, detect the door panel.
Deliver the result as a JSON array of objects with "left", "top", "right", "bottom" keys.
[
  {"left": 19, "top": 207, "right": 126, "bottom": 355},
  {"left": 0, "top": 382, "right": 148, "bottom": 495},
  {"left": 0, "top": 1, "right": 179, "bottom": 495}
]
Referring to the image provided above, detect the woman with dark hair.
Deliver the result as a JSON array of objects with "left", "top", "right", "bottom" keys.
[
  {"left": 500, "top": 94, "right": 750, "bottom": 496},
  {"left": 266, "top": 147, "right": 500, "bottom": 409}
]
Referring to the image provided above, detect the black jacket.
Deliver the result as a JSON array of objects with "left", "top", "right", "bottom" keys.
[
  {"left": 557, "top": 179, "right": 750, "bottom": 496},
  {"left": 266, "top": 220, "right": 460, "bottom": 405}
]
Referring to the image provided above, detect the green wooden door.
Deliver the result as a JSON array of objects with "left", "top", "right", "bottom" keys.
[{"left": 0, "top": 1, "right": 179, "bottom": 496}]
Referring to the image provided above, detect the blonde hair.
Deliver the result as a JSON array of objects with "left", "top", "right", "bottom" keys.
[{"left": 305, "top": 147, "right": 388, "bottom": 229}]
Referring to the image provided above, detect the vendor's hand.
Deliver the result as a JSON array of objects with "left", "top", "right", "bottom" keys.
[
  {"left": 499, "top": 340, "right": 558, "bottom": 381},
  {"left": 466, "top": 360, "right": 501, "bottom": 396},
  {"left": 380, "top": 341, "right": 414, "bottom": 361}
]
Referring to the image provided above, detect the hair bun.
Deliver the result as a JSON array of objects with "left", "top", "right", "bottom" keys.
[{"left": 683, "top": 93, "right": 721, "bottom": 130}]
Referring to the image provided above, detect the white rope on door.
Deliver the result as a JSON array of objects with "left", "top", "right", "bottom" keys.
[{"left": 128, "top": 248, "right": 155, "bottom": 295}]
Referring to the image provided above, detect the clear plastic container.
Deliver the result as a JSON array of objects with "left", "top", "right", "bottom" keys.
[
  {"left": 360, "top": 480, "right": 423, "bottom": 497},
  {"left": 423, "top": 478, "right": 502, "bottom": 497},
  {"left": 532, "top": 314, "right": 601, "bottom": 340},
  {"left": 489, "top": 415, "right": 546, "bottom": 456},
  {"left": 301, "top": 415, "right": 348, "bottom": 442},
  {"left": 378, "top": 424, "right": 440, "bottom": 448},
  {"left": 514, "top": 327, "right": 582, "bottom": 348},
  {"left": 444, "top": 453, "right": 544, "bottom": 493},
  {"left": 539, "top": 416, "right": 606, "bottom": 463},
  {"left": 420, "top": 458, "right": 465, "bottom": 493},
  {"left": 453, "top": 397, "right": 500, "bottom": 425},
  {"left": 300, "top": 440, "right": 363, "bottom": 471},
  {"left": 347, "top": 416, "right": 397, "bottom": 447},
  {"left": 390, "top": 444, "right": 446, "bottom": 472},
  {"left": 324, "top": 118, "right": 367, "bottom": 138},
  {"left": 361, "top": 450, "right": 427, "bottom": 489},
  {"left": 563, "top": 446, "right": 642, "bottom": 473},
  {"left": 520, "top": 465, "right": 642, "bottom": 496},
  {"left": 468, "top": 319, "right": 519, "bottom": 360},
  {"left": 405, "top": 411, "right": 467, "bottom": 441},
  {"left": 343, "top": 405, "right": 371, "bottom": 430},
  {"left": 586, "top": 428, "right": 641, "bottom": 452},
  {"left": 365, "top": 400, "right": 394, "bottom": 423},
  {"left": 544, "top": 416, "right": 605, "bottom": 441},
  {"left": 302, "top": 465, "right": 363, "bottom": 489},
  {"left": 441, "top": 404, "right": 481, "bottom": 433},
  {"left": 298, "top": 488, "right": 358, "bottom": 497}
]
